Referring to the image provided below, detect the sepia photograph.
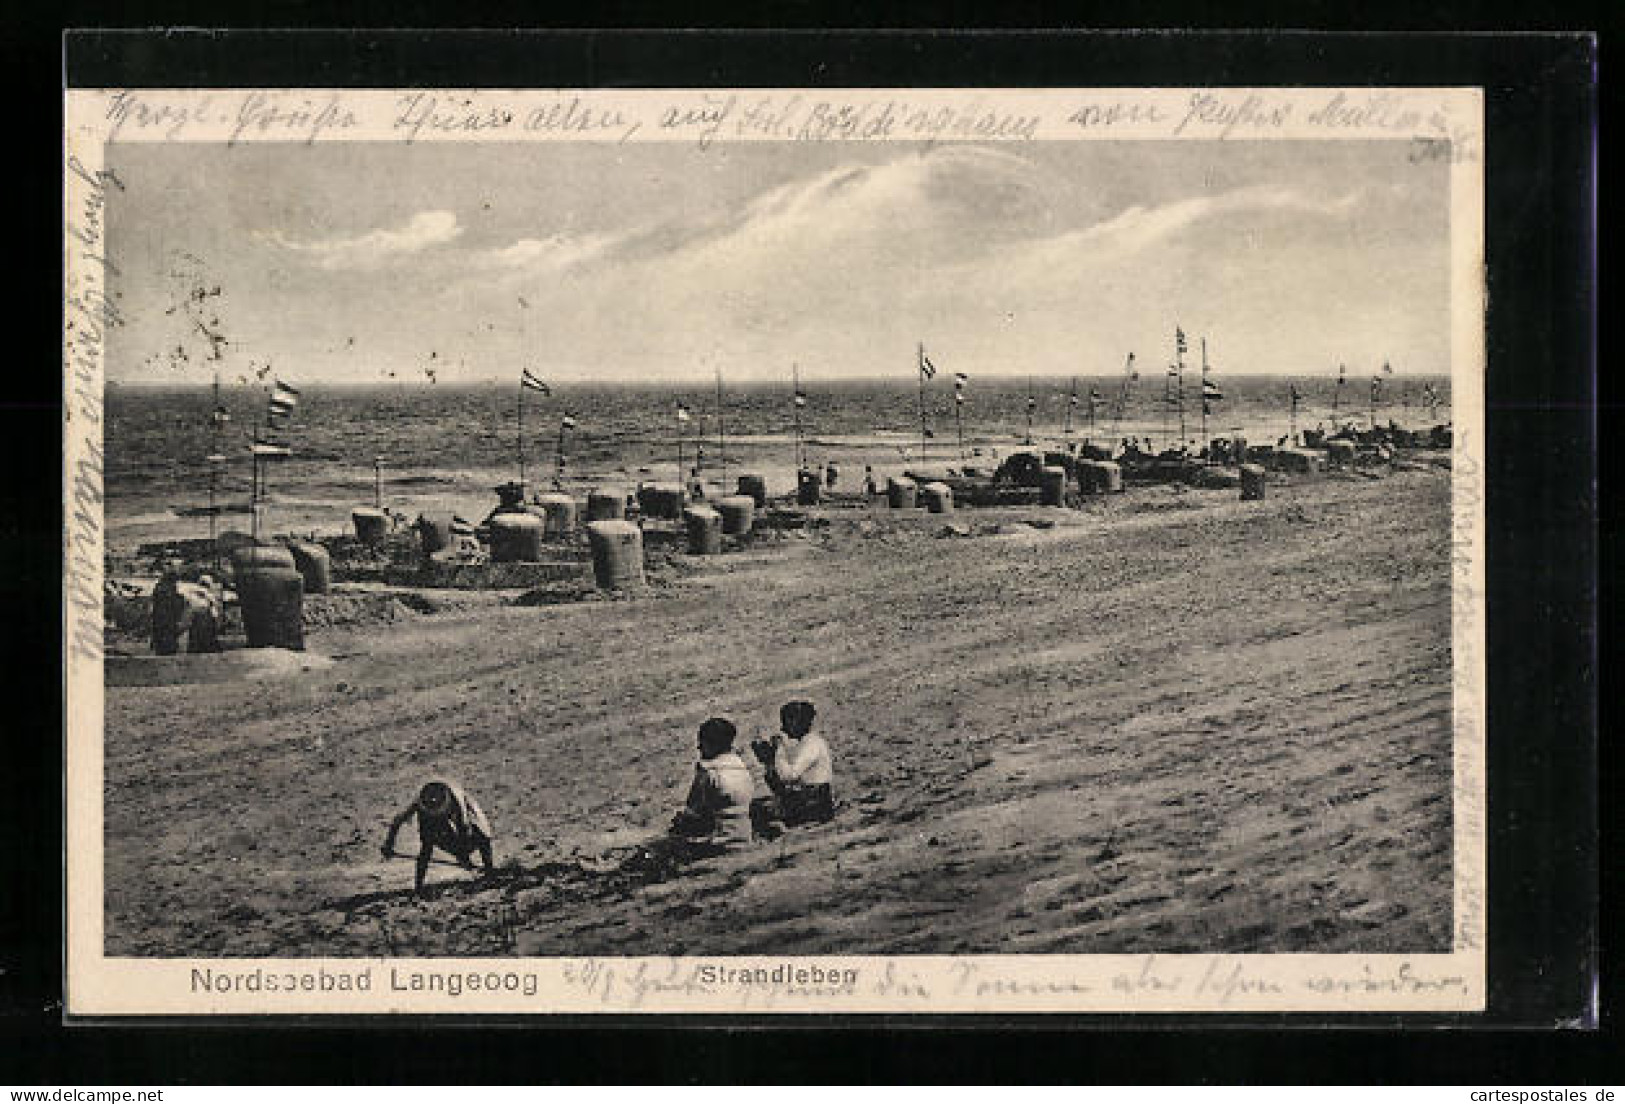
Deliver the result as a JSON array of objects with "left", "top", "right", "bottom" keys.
[{"left": 65, "top": 87, "right": 1486, "bottom": 1013}]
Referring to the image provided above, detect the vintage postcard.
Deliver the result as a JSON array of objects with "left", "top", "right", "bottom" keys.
[{"left": 64, "top": 86, "right": 1485, "bottom": 1014}]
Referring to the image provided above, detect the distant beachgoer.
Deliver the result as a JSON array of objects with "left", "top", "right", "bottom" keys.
[
  {"left": 382, "top": 779, "right": 495, "bottom": 895},
  {"left": 863, "top": 465, "right": 877, "bottom": 496},
  {"left": 825, "top": 461, "right": 838, "bottom": 490},
  {"left": 751, "top": 700, "right": 834, "bottom": 827},
  {"left": 669, "top": 717, "right": 756, "bottom": 846}
]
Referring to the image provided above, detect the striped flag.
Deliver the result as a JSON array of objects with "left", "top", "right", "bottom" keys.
[
  {"left": 268, "top": 383, "right": 298, "bottom": 422},
  {"left": 1371, "top": 377, "right": 1383, "bottom": 401},
  {"left": 919, "top": 350, "right": 937, "bottom": 380},
  {"left": 521, "top": 368, "right": 550, "bottom": 394},
  {"left": 954, "top": 390, "right": 966, "bottom": 405},
  {"left": 1382, "top": 360, "right": 1394, "bottom": 375},
  {"left": 561, "top": 415, "right": 577, "bottom": 430},
  {"left": 1068, "top": 391, "right": 1079, "bottom": 407},
  {"left": 954, "top": 372, "right": 969, "bottom": 388},
  {"left": 1290, "top": 383, "right": 1303, "bottom": 404},
  {"left": 1202, "top": 380, "right": 1224, "bottom": 402},
  {"left": 250, "top": 443, "right": 291, "bottom": 459},
  {"left": 1026, "top": 395, "right": 1037, "bottom": 411},
  {"left": 793, "top": 390, "right": 807, "bottom": 408},
  {"left": 1175, "top": 327, "right": 1188, "bottom": 355},
  {"left": 1089, "top": 387, "right": 1103, "bottom": 406},
  {"left": 676, "top": 402, "right": 692, "bottom": 423},
  {"left": 212, "top": 406, "right": 231, "bottom": 427}
]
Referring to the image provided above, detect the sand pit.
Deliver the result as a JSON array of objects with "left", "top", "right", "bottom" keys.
[{"left": 102, "top": 467, "right": 1453, "bottom": 958}]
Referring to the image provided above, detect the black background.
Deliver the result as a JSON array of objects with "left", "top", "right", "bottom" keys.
[{"left": 3, "top": 12, "right": 1609, "bottom": 1084}]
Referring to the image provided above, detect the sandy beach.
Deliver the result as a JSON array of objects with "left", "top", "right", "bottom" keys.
[{"left": 103, "top": 458, "right": 1452, "bottom": 957}]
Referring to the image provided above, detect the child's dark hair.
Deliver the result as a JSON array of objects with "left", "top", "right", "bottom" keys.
[
  {"left": 698, "top": 716, "right": 737, "bottom": 755},
  {"left": 780, "top": 700, "right": 816, "bottom": 733},
  {"left": 417, "top": 781, "right": 452, "bottom": 816}
]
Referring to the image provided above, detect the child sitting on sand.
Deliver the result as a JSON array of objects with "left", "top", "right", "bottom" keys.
[
  {"left": 670, "top": 717, "right": 757, "bottom": 846},
  {"left": 751, "top": 700, "right": 835, "bottom": 826},
  {"left": 382, "top": 779, "right": 495, "bottom": 896}
]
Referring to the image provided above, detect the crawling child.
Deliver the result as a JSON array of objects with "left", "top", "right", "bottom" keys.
[{"left": 382, "top": 779, "right": 495, "bottom": 895}]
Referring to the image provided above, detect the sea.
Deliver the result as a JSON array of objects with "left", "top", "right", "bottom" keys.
[{"left": 105, "top": 375, "right": 1451, "bottom": 550}]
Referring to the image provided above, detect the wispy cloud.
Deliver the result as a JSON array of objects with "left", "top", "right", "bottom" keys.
[
  {"left": 260, "top": 210, "right": 463, "bottom": 270},
  {"left": 1066, "top": 187, "right": 1361, "bottom": 259},
  {"left": 478, "top": 231, "right": 622, "bottom": 273}
]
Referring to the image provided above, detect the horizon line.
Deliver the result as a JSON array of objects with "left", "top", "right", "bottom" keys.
[{"left": 107, "top": 370, "right": 1453, "bottom": 390}]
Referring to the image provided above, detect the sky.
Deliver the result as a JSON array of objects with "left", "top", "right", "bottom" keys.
[{"left": 105, "top": 139, "right": 1451, "bottom": 386}]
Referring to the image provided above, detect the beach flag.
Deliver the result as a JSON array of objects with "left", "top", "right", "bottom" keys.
[
  {"left": 268, "top": 382, "right": 299, "bottom": 421},
  {"left": 955, "top": 390, "right": 966, "bottom": 405},
  {"left": 919, "top": 346, "right": 937, "bottom": 379},
  {"left": 1026, "top": 395, "right": 1037, "bottom": 411},
  {"left": 561, "top": 415, "right": 577, "bottom": 430},
  {"left": 793, "top": 389, "right": 807, "bottom": 408},
  {"left": 250, "top": 443, "right": 291, "bottom": 459},
  {"left": 1371, "top": 377, "right": 1383, "bottom": 401},
  {"left": 521, "top": 368, "right": 550, "bottom": 395},
  {"left": 1290, "top": 383, "right": 1303, "bottom": 404},
  {"left": 676, "top": 402, "right": 692, "bottom": 423},
  {"left": 212, "top": 406, "right": 231, "bottom": 427},
  {"left": 1176, "top": 327, "right": 1188, "bottom": 355},
  {"left": 1202, "top": 380, "right": 1224, "bottom": 402},
  {"left": 1382, "top": 360, "right": 1394, "bottom": 375},
  {"left": 1338, "top": 364, "right": 1347, "bottom": 384},
  {"left": 1068, "top": 392, "right": 1079, "bottom": 407},
  {"left": 954, "top": 372, "right": 969, "bottom": 388},
  {"left": 1089, "top": 387, "right": 1103, "bottom": 406}
]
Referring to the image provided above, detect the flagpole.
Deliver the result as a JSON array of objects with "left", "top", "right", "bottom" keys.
[
  {"left": 955, "top": 388, "right": 965, "bottom": 458},
  {"left": 374, "top": 455, "right": 383, "bottom": 509},
  {"left": 1024, "top": 377, "right": 1034, "bottom": 445},
  {"left": 917, "top": 343, "right": 928, "bottom": 462},
  {"left": 252, "top": 387, "right": 268, "bottom": 544},
  {"left": 716, "top": 366, "right": 727, "bottom": 489},
  {"left": 1162, "top": 367, "right": 1170, "bottom": 450},
  {"left": 1200, "top": 337, "right": 1209, "bottom": 460},
  {"left": 1176, "top": 332, "right": 1186, "bottom": 450},
  {"left": 1113, "top": 353, "right": 1134, "bottom": 441},
  {"left": 793, "top": 363, "right": 803, "bottom": 472},
  {"left": 1289, "top": 387, "right": 1298, "bottom": 442},
  {"left": 676, "top": 405, "right": 685, "bottom": 487},
  {"left": 555, "top": 419, "right": 568, "bottom": 487},
  {"left": 209, "top": 369, "right": 221, "bottom": 566},
  {"left": 517, "top": 377, "right": 527, "bottom": 491},
  {"left": 1333, "top": 363, "right": 1343, "bottom": 422},
  {"left": 1064, "top": 377, "right": 1075, "bottom": 437}
]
